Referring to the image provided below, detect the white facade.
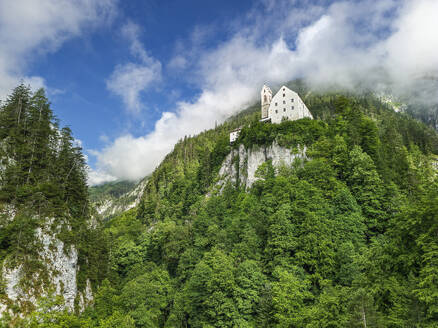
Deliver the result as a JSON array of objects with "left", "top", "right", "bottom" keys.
[
  {"left": 261, "top": 85, "right": 272, "bottom": 119},
  {"left": 264, "top": 85, "right": 312, "bottom": 124},
  {"left": 228, "top": 85, "right": 312, "bottom": 145},
  {"left": 229, "top": 128, "right": 241, "bottom": 144}
]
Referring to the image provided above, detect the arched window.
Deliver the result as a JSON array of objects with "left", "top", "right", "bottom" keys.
[{"left": 264, "top": 95, "right": 267, "bottom": 102}]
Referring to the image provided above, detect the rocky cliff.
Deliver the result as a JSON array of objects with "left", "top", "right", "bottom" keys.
[
  {"left": 216, "top": 142, "right": 307, "bottom": 190},
  {"left": 0, "top": 216, "right": 93, "bottom": 318}
]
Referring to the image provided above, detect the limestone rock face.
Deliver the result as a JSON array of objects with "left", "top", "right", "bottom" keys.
[
  {"left": 78, "top": 279, "right": 93, "bottom": 312},
  {"left": 217, "top": 142, "right": 307, "bottom": 190},
  {"left": 0, "top": 218, "right": 90, "bottom": 317}
]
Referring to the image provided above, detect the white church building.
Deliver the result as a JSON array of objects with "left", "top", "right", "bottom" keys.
[
  {"left": 230, "top": 85, "right": 312, "bottom": 143},
  {"left": 261, "top": 85, "right": 313, "bottom": 123}
]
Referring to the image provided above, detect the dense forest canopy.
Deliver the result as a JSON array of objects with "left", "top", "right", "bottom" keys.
[{"left": 1, "top": 85, "right": 438, "bottom": 327}]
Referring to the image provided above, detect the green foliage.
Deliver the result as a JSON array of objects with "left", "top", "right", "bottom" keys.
[
  {"left": 97, "top": 311, "right": 135, "bottom": 328},
  {"left": 16, "top": 294, "right": 93, "bottom": 328},
  {"left": 346, "top": 146, "right": 386, "bottom": 236},
  {"left": 271, "top": 266, "right": 313, "bottom": 327},
  {"left": 119, "top": 264, "right": 173, "bottom": 327},
  {"left": 238, "top": 117, "right": 327, "bottom": 149}
]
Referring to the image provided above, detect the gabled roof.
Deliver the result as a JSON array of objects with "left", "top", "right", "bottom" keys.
[{"left": 275, "top": 85, "right": 298, "bottom": 96}]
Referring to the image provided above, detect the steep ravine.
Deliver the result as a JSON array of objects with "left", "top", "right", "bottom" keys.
[{"left": 93, "top": 177, "right": 148, "bottom": 220}]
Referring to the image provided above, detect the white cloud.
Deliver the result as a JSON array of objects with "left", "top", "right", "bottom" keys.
[
  {"left": 106, "top": 62, "right": 161, "bottom": 113},
  {"left": 87, "top": 168, "right": 117, "bottom": 186},
  {"left": 384, "top": 0, "right": 438, "bottom": 98},
  {"left": 0, "top": 0, "right": 117, "bottom": 97},
  {"left": 106, "top": 22, "right": 161, "bottom": 113},
  {"left": 92, "top": 0, "right": 438, "bottom": 183},
  {"left": 21, "top": 76, "right": 48, "bottom": 92},
  {"left": 90, "top": 133, "right": 168, "bottom": 182}
]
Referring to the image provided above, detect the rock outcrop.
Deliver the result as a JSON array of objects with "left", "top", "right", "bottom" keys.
[
  {"left": 0, "top": 217, "right": 93, "bottom": 317},
  {"left": 216, "top": 142, "right": 307, "bottom": 190}
]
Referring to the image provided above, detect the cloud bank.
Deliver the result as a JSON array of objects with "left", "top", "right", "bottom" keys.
[
  {"left": 0, "top": 0, "right": 117, "bottom": 98},
  {"left": 91, "top": 0, "right": 438, "bottom": 184}
]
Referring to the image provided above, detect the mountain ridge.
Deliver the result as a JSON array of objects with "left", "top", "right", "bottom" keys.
[{"left": 90, "top": 178, "right": 148, "bottom": 221}]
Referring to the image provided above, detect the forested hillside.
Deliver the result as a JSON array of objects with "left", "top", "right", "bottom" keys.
[
  {"left": 90, "top": 181, "right": 137, "bottom": 203},
  {"left": 3, "top": 86, "right": 438, "bottom": 327},
  {"left": 0, "top": 85, "right": 107, "bottom": 324}
]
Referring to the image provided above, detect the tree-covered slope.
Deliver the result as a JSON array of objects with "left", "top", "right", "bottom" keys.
[
  {"left": 90, "top": 181, "right": 137, "bottom": 203},
  {"left": 0, "top": 85, "right": 108, "bottom": 323},
  {"left": 10, "top": 87, "right": 438, "bottom": 327}
]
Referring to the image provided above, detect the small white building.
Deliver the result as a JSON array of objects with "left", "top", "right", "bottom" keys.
[
  {"left": 261, "top": 85, "right": 312, "bottom": 123},
  {"left": 229, "top": 127, "right": 241, "bottom": 144}
]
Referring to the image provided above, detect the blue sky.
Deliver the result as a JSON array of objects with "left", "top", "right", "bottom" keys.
[
  {"left": 31, "top": 0, "right": 255, "bottom": 159},
  {"left": 0, "top": 0, "right": 437, "bottom": 184}
]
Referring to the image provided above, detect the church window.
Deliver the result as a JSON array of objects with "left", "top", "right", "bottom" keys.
[
  {"left": 291, "top": 106, "right": 294, "bottom": 110},
  {"left": 275, "top": 102, "right": 277, "bottom": 106},
  {"left": 283, "top": 93, "right": 285, "bottom": 97},
  {"left": 283, "top": 100, "right": 285, "bottom": 104},
  {"left": 283, "top": 108, "right": 286, "bottom": 112},
  {"left": 264, "top": 95, "right": 267, "bottom": 102},
  {"left": 291, "top": 98, "right": 294, "bottom": 102},
  {"left": 275, "top": 109, "right": 278, "bottom": 113}
]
